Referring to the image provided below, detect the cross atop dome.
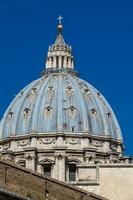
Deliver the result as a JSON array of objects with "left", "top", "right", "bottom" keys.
[{"left": 57, "top": 15, "right": 63, "bottom": 24}]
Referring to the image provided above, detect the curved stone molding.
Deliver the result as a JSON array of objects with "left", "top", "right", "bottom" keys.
[
  {"left": 91, "top": 140, "right": 103, "bottom": 147},
  {"left": 39, "top": 137, "right": 56, "bottom": 144},
  {"left": 38, "top": 158, "right": 55, "bottom": 164},
  {"left": 67, "top": 158, "right": 82, "bottom": 164},
  {"left": 65, "top": 138, "right": 81, "bottom": 145},
  {"left": 3, "top": 143, "right": 10, "bottom": 150},
  {"left": 110, "top": 143, "right": 118, "bottom": 151},
  {"left": 17, "top": 139, "right": 30, "bottom": 147},
  {"left": 16, "top": 160, "right": 26, "bottom": 167}
]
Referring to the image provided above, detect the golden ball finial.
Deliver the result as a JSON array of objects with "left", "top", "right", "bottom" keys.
[{"left": 57, "top": 24, "right": 63, "bottom": 32}]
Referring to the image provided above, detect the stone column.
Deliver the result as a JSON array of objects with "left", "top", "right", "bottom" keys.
[
  {"left": 58, "top": 154, "right": 66, "bottom": 181},
  {"left": 53, "top": 56, "right": 56, "bottom": 68},
  {"left": 24, "top": 150, "right": 36, "bottom": 171},
  {"left": 71, "top": 57, "right": 74, "bottom": 69},
  {"left": 104, "top": 141, "right": 110, "bottom": 152},
  {"left": 54, "top": 149, "right": 66, "bottom": 182},
  {"left": 49, "top": 57, "right": 52, "bottom": 68},
  {"left": 68, "top": 57, "right": 72, "bottom": 68},
  {"left": 53, "top": 154, "right": 59, "bottom": 179},
  {"left": 59, "top": 56, "right": 62, "bottom": 68},
  {"left": 64, "top": 56, "right": 67, "bottom": 68},
  {"left": 37, "top": 164, "right": 42, "bottom": 174},
  {"left": 117, "top": 144, "right": 122, "bottom": 154}
]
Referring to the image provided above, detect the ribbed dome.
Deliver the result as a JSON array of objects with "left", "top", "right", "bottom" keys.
[{"left": 0, "top": 72, "right": 122, "bottom": 141}]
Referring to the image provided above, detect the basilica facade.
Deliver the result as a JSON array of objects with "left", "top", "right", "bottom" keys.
[{"left": 0, "top": 19, "right": 133, "bottom": 200}]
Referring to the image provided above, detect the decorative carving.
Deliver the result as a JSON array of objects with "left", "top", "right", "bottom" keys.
[
  {"left": 3, "top": 143, "right": 10, "bottom": 150},
  {"left": 110, "top": 143, "right": 118, "bottom": 151},
  {"left": 47, "top": 86, "right": 54, "bottom": 92},
  {"left": 17, "top": 139, "right": 30, "bottom": 147},
  {"left": 66, "top": 85, "right": 73, "bottom": 94},
  {"left": 39, "top": 158, "right": 55, "bottom": 165},
  {"left": 65, "top": 138, "right": 81, "bottom": 145},
  {"left": 58, "top": 154, "right": 63, "bottom": 160},
  {"left": 90, "top": 108, "right": 97, "bottom": 115},
  {"left": 84, "top": 88, "right": 91, "bottom": 95},
  {"left": 40, "top": 138, "right": 56, "bottom": 144},
  {"left": 30, "top": 88, "right": 37, "bottom": 95},
  {"left": 91, "top": 140, "right": 103, "bottom": 147}
]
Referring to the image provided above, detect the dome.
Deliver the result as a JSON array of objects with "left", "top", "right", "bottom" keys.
[
  {"left": 0, "top": 19, "right": 128, "bottom": 198},
  {"left": 0, "top": 71, "right": 122, "bottom": 141},
  {"left": 0, "top": 19, "right": 123, "bottom": 143}
]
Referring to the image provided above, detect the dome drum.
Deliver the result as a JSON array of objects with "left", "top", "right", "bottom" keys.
[{"left": 0, "top": 132, "right": 124, "bottom": 169}]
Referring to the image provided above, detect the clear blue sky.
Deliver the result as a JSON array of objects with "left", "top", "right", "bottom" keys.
[{"left": 0, "top": 0, "right": 133, "bottom": 155}]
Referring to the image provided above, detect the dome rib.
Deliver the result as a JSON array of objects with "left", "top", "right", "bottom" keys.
[
  {"left": 31, "top": 76, "right": 52, "bottom": 132},
  {"left": 15, "top": 79, "right": 41, "bottom": 135},
  {"left": 87, "top": 83, "right": 108, "bottom": 136},
  {"left": 69, "top": 75, "right": 89, "bottom": 132},
  {"left": 57, "top": 74, "right": 63, "bottom": 131}
]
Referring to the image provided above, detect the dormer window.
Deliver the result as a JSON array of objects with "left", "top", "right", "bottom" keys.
[
  {"left": 47, "top": 86, "right": 54, "bottom": 92},
  {"left": 97, "top": 92, "right": 101, "bottom": 96},
  {"left": 91, "top": 108, "right": 97, "bottom": 115},
  {"left": 107, "top": 112, "right": 111, "bottom": 118},
  {"left": 84, "top": 88, "right": 90, "bottom": 95},
  {"left": 9, "top": 111, "right": 14, "bottom": 118},
  {"left": 45, "top": 106, "right": 52, "bottom": 112},
  {"left": 66, "top": 85, "right": 73, "bottom": 93},
  {"left": 31, "top": 88, "right": 37, "bottom": 95},
  {"left": 24, "top": 108, "right": 30, "bottom": 116},
  {"left": 69, "top": 106, "right": 76, "bottom": 112},
  {"left": 72, "top": 126, "right": 75, "bottom": 132}
]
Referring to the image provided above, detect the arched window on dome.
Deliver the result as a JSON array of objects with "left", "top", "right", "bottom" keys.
[{"left": 24, "top": 108, "right": 31, "bottom": 116}]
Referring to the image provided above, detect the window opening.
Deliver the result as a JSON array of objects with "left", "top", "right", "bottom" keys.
[{"left": 69, "top": 164, "right": 76, "bottom": 181}]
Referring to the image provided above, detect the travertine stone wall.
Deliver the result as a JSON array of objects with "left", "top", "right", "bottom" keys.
[
  {"left": 76, "top": 165, "right": 133, "bottom": 200},
  {"left": 99, "top": 166, "right": 133, "bottom": 200},
  {"left": 0, "top": 159, "right": 107, "bottom": 200}
]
